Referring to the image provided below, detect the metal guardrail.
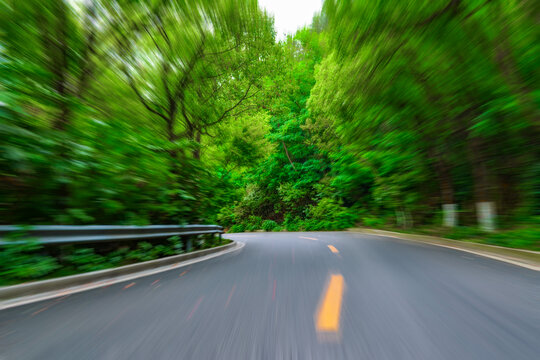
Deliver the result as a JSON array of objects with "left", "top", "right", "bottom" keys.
[{"left": 0, "top": 225, "right": 223, "bottom": 246}]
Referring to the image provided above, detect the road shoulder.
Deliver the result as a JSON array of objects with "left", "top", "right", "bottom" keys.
[
  {"left": 348, "top": 228, "right": 540, "bottom": 271},
  {"left": 0, "top": 241, "right": 244, "bottom": 310}
]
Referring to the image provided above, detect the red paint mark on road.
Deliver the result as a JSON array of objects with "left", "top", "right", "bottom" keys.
[
  {"left": 30, "top": 296, "right": 69, "bottom": 317},
  {"left": 31, "top": 307, "right": 48, "bottom": 316},
  {"left": 123, "top": 282, "right": 135, "bottom": 289},
  {"left": 272, "top": 280, "right": 277, "bottom": 301},
  {"left": 151, "top": 279, "right": 160, "bottom": 285},
  {"left": 187, "top": 297, "right": 204, "bottom": 320},
  {"left": 179, "top": 270, "right": 188, "bottom": 277},
  {"left": 225, "top": 285, "right": 236, "bottom": 308}
]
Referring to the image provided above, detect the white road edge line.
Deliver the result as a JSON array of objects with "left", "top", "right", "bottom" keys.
[
  {"left": 363, "top": 233, "right": 539, "bottom": 272},
  {"left": 0, "top": 241, "right": 245, "bottom": 311},
  {"left": 300, "top": 236, "right": 318, "bottom": 241}
]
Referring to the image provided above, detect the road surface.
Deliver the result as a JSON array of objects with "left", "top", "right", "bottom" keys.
[{"left": 1, "top": 232, "right": 539, "bottom": 359}]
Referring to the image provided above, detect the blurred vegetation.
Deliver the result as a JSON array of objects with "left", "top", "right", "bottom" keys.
[
  {"left": 1, "top": 0, "right": 539, "bottom": 259},
  {"left": 0, "top": 234, "right": 227, "bottom": 285},
  {"left": 1, "top": 0, "right": 277, "bottom": 225},
  {"left": 222, "top": 1, "right": 539, "bottom": 241}
]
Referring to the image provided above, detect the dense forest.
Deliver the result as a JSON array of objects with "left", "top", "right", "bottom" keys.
[{"left": 1, "top": 1, "right": 538, "bottom": 243}]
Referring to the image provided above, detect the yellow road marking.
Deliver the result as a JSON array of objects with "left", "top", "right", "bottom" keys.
[
  {"left": 327, "top": 245, "right": 339, "bottom": 253},
  {"left": 299, "top": 236, "right": 318, "bottom": 241},
  {"left": 315, "top": 274, "right": 345, "bottom": 333}
]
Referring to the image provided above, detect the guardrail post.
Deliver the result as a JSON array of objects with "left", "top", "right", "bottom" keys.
[{"left": 186, "top": 237, "right": 193, "bottom": 252}]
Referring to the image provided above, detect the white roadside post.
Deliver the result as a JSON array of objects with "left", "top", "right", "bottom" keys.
[
  {"left": 477, "top": 201, "right": 496, "bottom": 232},
  {"left": 442, "top": 204, "right": 457, "bottom": 227}
]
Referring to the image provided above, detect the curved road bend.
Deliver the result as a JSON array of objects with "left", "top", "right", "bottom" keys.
[{"left": 1, "top": 232, "right": 539, "bottom": 359}]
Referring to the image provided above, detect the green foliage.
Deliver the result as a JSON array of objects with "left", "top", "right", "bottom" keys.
[
  {"left": 484, "top": 228, "right": 540, "bottom": 250},
  {"left": 261, "top": 220, "right": 278, "bottom": 231},
  {"left": 126, "top": 242, "right": 159, "bottom": 262},
  {"left": 64, "top": 248, "right": 109, "bottom": 272},
  {"left": 245, "top": 216, "right": 263, "bottom": 231},
  {"left": 363, "top": 217, "right": 384, "bottom": 228},
  {"left": 445, "top": 227, "right": 488, "bottom": 240},
  {"left": 1, "top": 0, "right": 537, "bottom": 261},
  {"left": 229, "top": 224, "right": 245, "bottom": 233},
  {"left": 308, "top": 198, "right": 358, "bottom": 230},
  {"left": 0, "top": 234, "right": 223, "bottom": 285},
  {"left": 0, "top": 0, "right": 276, "bottom": 226},
  {"left": 0, "top": 240, "right": 59, "bottom": 283},
  {"left": 216, "top": 206, "right": 237, "bottom": 229},
  {"left": 167, "top": 236, "right": 185, "bottom": 255}
]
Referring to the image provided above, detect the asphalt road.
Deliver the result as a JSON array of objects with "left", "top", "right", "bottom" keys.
[{"left": 1, "top": 232, "right": 539, "bottom": 359}]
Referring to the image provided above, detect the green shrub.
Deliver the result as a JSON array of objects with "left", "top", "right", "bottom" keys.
[
  {"left": 363, "top": 216, "right": 384, "bottom": 227},
  {"left": 168, "top": 235, "right": 185, "bottom": 254},
  {"left": 229, "top": 224, "right": 245, "bottom": 233},
  {"left": 484, "top": 228, "right": 540, "bottom": 250},
  {"left": 107, "top": 247, "right": 130, "bottom": 265},
  {"left": 308, "top": 198, "right": 359, "bottom": 230},
  {"left": 245, "top": 223, "right": 259, "bottom": 232},
  {"left": 126, "top": 242, "right": 157, "bottom": 262},
  {"left": 246, "top": 215, "right": 263, "bottom": 228},
  {"left": 216, "top": 206, "right": 236, "bottom": 228},
  {"left": 0, "top": 240, "right": 59, "bottom": 283},
  {"left": 65, "top": 248, "right": 109, "bottom": 272},
  {"left": 285, "top": 220, "right": 301, "bottom": 232},
  {"left": 262, "top": 220, "right": 278, "bottom": 231},
  {"left": 445, "top": 226, "right": 486, "bottom": 240}
]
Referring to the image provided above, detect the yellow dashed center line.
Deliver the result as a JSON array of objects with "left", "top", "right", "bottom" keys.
[
  {"left": 327, "top": 245, "right": 339, "bottom": 253},
  {"left": 315, "top": 274, "right": 345, "bottom": 333},
  {"left": 299, "top": 236, "right": 318, "bottom": 241}
]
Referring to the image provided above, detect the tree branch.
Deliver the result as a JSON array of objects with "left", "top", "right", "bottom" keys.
[
  {"left": 121, "top": 64, "right": 169, "bottom": 122},
  {"left": 204, "top": 84, "right": 255, "bottom": 127},
  {"left": 282, "top": 142, "right": 297, "bottom": 171}
]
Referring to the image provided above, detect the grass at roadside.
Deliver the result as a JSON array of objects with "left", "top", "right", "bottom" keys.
[
  {"left": 365, "top": 225, "right": 540, "bottom": 252},
  {"left": 0, "top": 235, "right": 230, "bottom": 287}
]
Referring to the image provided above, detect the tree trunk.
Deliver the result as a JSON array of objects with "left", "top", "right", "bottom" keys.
[
  {"left": 193, "top": 131, "right": 201, "bottom": 160},
  {"left": 51, "top": 1, "right": 71, "bottom": 131},
  {"left": 468, "top": 137, "right": 496, "bottom": 231},
  {"left": 434, "top": 155, "right": 457, "bottom": 227}
]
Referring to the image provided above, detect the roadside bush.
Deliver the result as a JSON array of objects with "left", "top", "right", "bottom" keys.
[
  {"left": 284, "top": 214, "right": 301, "bottom": 231},
  {"left": 445, "top": 226, "right": 486, "bottom": 240},
  {"left": 363, "top": 216, "right": 384, "bottom": 227},
  {"left": 308, "top": 198, "right": 359, "bottom": 230},
  {"left": 126, "top": 242, "right": 158, "bottom": 262},
  {"left": 484, "top": 228, "right": 540, "bottom": 250},
  {"left": 216, "top": 206, "right": 236, "bottom": 228},
  {"left": 0, "top": 233, "right": 222, "bottom": 286},
  {"left": 247, "top": 215, "right": 263, "bottom": 228},
  {"left": 167, "top": 236, "right": 185, "bottom": 254},
  {"left": 64, "top": 248, "right": 109, "bottom": 272},
  {"left": 0, "top": 240, "right": 59, "bottom": 284},
  {"left": 107, "top": 247, "right": 130, "bottom": 265},
  {"left": 229, "top": 224, "right": 245, "bottom": 233},
  {"left": 262, "top": 220, "right": 278, "bottom": 231}
]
